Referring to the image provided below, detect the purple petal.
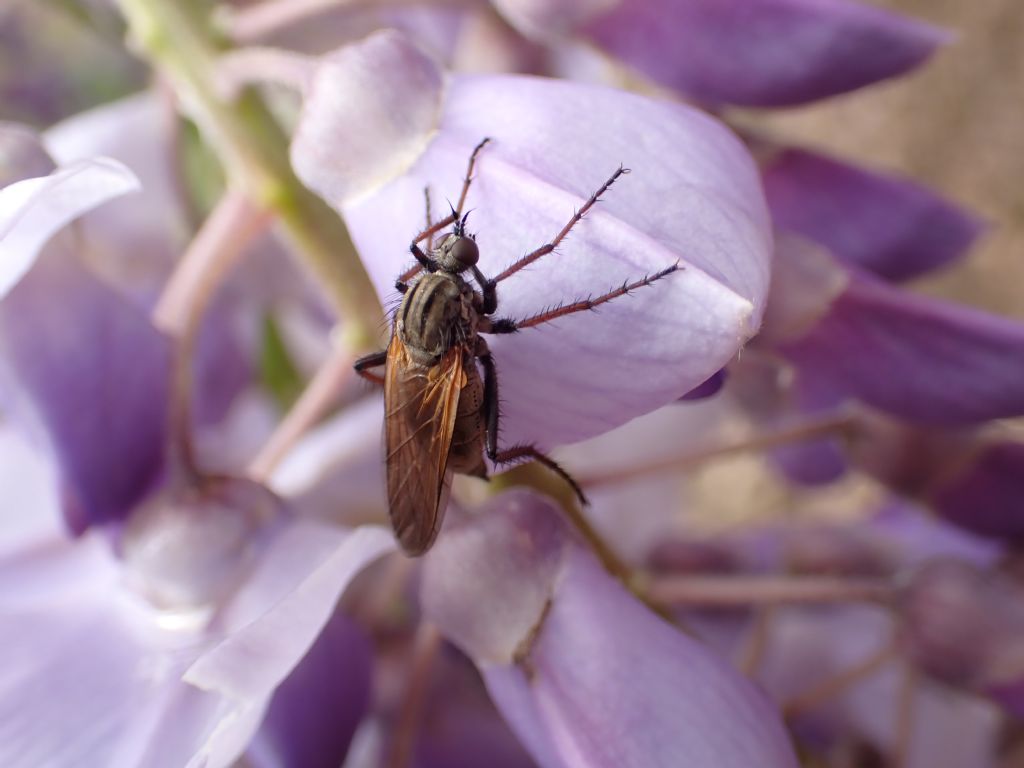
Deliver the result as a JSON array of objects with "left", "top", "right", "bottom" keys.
[
  {"left": 412, "top": 643, "right": 537, "bottom": 768},
  {"left": 762, "top": 147, "right": 982, "bottom": 281},
  {"left": 866, "top": 501, "right": 1002, "bottom": 569},
  {"left": 928, "top": 442, "right": 1024, "bottom": 544},
  {"left": 185, "top": 525, "right": 393, "bottom": 700},
  {"left": 296, "top": 32, "right": 773, "bottom": 448},
  {"left": 247, "top": 613, "right": 372, "bottom": 768},
  {"left": 778, "top": 268, "right": 1024, "bottom": 425},
  {"left": 423, "top": 491, "right": 799, "bottom": 768},
  {"left": 0, "top": 253, "right": 171, "bottom": 533},
  {"left": 493, "top": 0, "right": 947, "bottom": 107},
  {"left": 0, "top": 158, "right": 139, "bottom": 299}
]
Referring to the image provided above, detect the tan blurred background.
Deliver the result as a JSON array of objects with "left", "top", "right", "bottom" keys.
[{"left": 748, "top": 0, "right": 1024, "bottom": 319}]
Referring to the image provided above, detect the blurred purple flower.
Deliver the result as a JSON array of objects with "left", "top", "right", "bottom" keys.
[
  {"left": 760, "top": 145, "right": 983, "bottom": 281},
  {"left": 489, "top": 0, "right": 948, "bottom": 106}
]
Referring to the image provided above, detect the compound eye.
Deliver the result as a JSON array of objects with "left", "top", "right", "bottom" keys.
[{"left": 451, "top": 236, "right": 479, "bottom": 267}]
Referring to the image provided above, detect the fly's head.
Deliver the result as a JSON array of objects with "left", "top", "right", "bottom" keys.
[{"left": 433, "top": 210, "right": 479, "bottom": 274}]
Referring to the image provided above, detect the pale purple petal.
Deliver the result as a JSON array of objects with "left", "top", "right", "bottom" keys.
[
  {"left": 296, "top": 32, "right": 773, "bottom": 447},
  {"left": 185, "top": 525, "right": 393, "bottom": 699},
  {"left": 0, "top": 158, "right": 139, "bottom": 300},
  {"left": 291, "top": 30, "right": 443, "bottom": 205},
  {"left": 422, "top": 491, "right": 799, "bottom": 768},
  {"left": 0, "top": 535, "right": 212, "bottom": 768},
  {"left": 492, "top": 0, "right": 948, "bottom": 107},
  {"left": 247, "top": 613, "right": 372, "bottom": 768},
  {"left": 0, "top": 123, "right": 55, "bottom": 182},
  {"left": 0, "top": 252, "right": 171, "bottom": 533},
  {"left": 778, "top": 269, "right": 1024, "bottom": 424},
  {"left": 269, "top": 396, "right": 386, "bottom": 524},
  {"left": 44, "top": 92, "right": 188, "bottom": 283},
  {"left": 0, "top": 427, "right": 63, "bottom": 552},
  {"left": 762, "top": 147, "right": 982, "bottom": 281}
]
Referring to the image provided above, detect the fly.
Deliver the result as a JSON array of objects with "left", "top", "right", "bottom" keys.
[{"left": 355, "top": 138, "right": 679, "bottom": 555}]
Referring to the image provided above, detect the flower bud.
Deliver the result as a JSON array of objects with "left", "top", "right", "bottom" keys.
[{"left": 122, "top": 476, "right": 281, "bottom": 611}]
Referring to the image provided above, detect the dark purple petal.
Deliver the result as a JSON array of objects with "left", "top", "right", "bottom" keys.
[
  {"left": 680, "top": 368, "right": 726, "bottom": 400},
  {"left": 762, "top": 147, "right": 982, "bottom": 281},
  {"left": 493, "top": 0, "right": 947, "bottom": 107},
  {"left": 0, "top": 254, "right": 171, "bottom": 533},
  {"left": 413, "top": 646, "right": 537, "bottom": 768},
  {"left": 247, "top": 613, "right": 372, "bottom": 768},
  {"left": 778, "top": 269, "right": 1024, "bottom": 425},
  {"left": 986, "top": 678, "right": 1024, "bottom": 720},
  {"left": 422, "top": 491, "right": 799, "bottom": 768},
  {"left": 928, "top": 441, "right": 1024, "bottom": 544}
]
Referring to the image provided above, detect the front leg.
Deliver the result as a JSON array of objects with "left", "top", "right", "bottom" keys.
[
  {"left": 471, "top": 266, "right": 497, "bottom": 315},
  {"left": 354, "top": 349, "right": 388, "bottom": 386}
]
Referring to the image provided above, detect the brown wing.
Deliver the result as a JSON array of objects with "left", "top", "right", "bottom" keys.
[{"left": 384, "top": 339, "right": 466, "bottom": 555}]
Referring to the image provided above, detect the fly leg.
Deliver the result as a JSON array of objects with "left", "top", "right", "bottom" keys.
[
  {"left": 483, "top": 264, "right": 680, "bottom": 334},
  {"left": 354, "top": 348, "right": 388, "bottom": 386},
  {"left": 399, "top": 137, "right": 491, "bottom": 284},
  {"left": 490, "top": 166, "right": 628, "bottom": 285},
  {"left": 476, "top": 337, "right": 587, "bottom": 504}
]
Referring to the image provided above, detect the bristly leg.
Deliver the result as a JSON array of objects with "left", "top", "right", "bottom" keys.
[
  {"left": 493, "top": 444, "right": 588, "bottom": 505},
  {"left": 354, "top": 349, "right": 388, "bottom": 386},
  {"left": 491, "top": 166, "right": 629, "bottom": 285},
  {"left": 398, "top": 138, "right": 492, "bottom": 285},
  {"left": 486, "top": 264, "right": 680, "bottom": 333}
]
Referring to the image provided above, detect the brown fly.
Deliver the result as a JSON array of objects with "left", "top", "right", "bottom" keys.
[{"left": 355, "top": 139, "right": 678, "bottom": 555}]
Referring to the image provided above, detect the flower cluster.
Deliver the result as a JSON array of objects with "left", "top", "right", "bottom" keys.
[{"left": 2, "top": 1, "right": 1022, "bottom": 766}]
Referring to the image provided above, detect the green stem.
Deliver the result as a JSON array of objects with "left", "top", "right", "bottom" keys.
[{"left": 115, "top": 0, "right": 384, "bottom": 350}]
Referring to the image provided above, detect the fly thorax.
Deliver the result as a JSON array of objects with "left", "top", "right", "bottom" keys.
[{"left": 397, "top": 273, "right": 476, "bottom": 360}]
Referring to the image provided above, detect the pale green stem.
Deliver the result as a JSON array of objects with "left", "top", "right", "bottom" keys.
[{"left": 115, "top": 0, "right": 384, "bottom": 351}]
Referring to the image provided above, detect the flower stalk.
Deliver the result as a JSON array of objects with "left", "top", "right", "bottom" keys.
[
  {"left": 153, "top": 189, "right": 270, "bottom": 476},
  {"left": 115, "top": 0, "right": 385, "bottom": 350}
]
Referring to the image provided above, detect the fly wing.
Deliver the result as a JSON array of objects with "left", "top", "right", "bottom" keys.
[{"left": 384, "top": 339, "right": 466, "bottom": 555}]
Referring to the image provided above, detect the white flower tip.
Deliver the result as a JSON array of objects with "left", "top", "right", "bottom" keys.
[{"left": 291, "top": 29, "right": 444, "bottom": 207}]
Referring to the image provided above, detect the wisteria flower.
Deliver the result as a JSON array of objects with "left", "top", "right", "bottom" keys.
[{"left": 4, "top": 0, "right": 1024, "bottom": 765}]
